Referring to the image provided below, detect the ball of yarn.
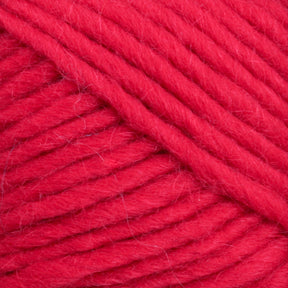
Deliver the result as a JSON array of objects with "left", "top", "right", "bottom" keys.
[{"left": 0, "top": 0, "right": 287, "bottom": 287}]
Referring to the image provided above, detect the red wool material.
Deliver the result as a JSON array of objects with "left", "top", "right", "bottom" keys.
[{"left": 0, "top": 0, "right": 288, "bottom": 287}]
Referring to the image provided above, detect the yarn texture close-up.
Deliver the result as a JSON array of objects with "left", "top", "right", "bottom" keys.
[{"left": 0, "top": 0, "right": 288, "bottom": 287}]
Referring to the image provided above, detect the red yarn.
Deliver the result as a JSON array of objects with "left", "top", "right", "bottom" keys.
[{"left": 0, "top": 0, "right": 287, "bottom": 287}]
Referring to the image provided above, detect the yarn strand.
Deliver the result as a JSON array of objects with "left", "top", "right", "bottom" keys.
[{"left": 0, "top": 1, "right": 287, "bottom": 287}]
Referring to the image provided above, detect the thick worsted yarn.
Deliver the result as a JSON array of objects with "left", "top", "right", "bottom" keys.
[{"left": 0, "top": 0, "right": 288, "bottom": 287}]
